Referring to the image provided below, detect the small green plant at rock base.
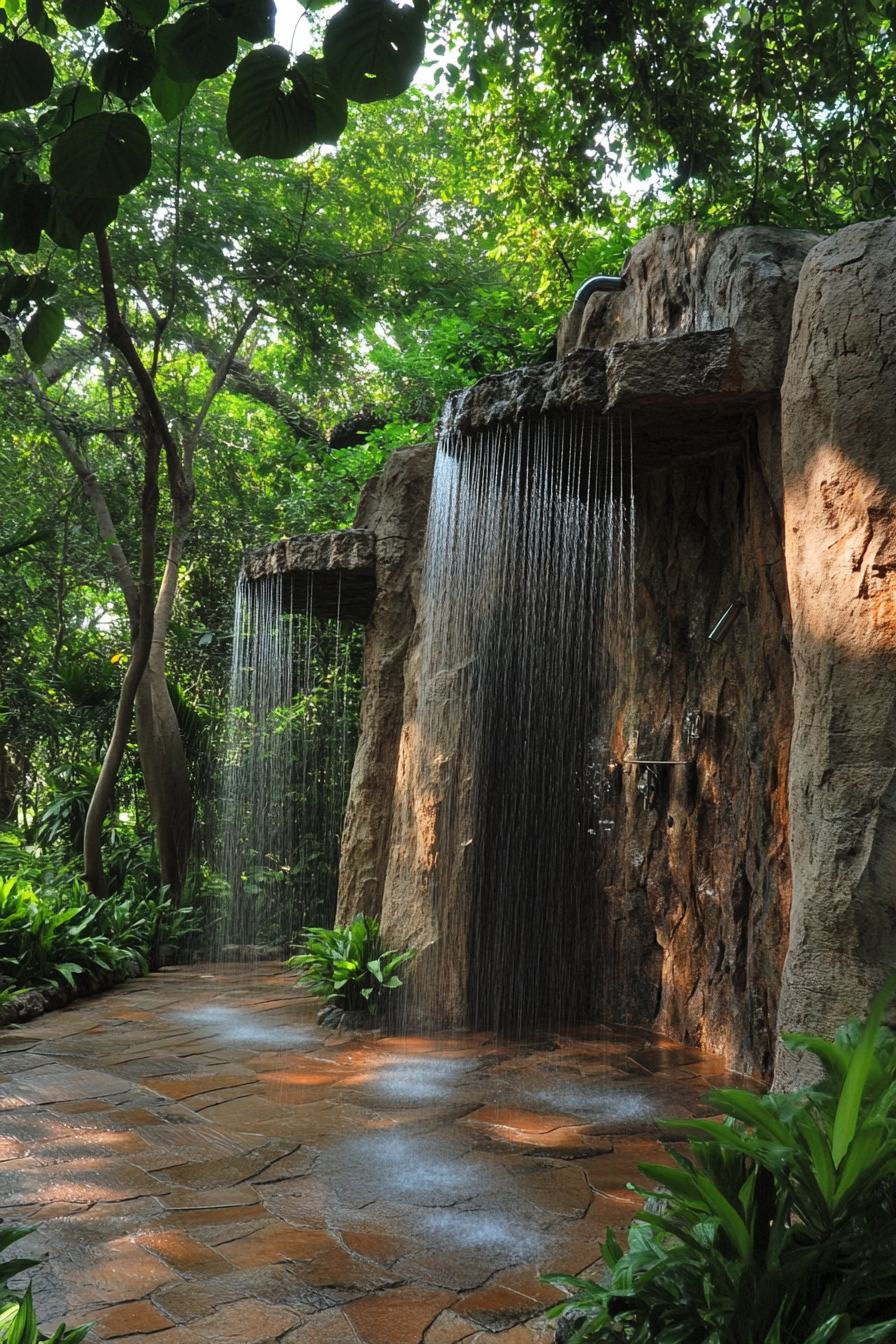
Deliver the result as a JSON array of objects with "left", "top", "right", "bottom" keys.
[
  {"left": 287, "top": 915, "right": 416, "bottom": 1016},
  {"left": 546, "top": 976, "right": 896, "bottom": 1344}
]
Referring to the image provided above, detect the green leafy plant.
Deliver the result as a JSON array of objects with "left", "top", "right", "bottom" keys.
[
  {"left": 0, "top": 1225, "right": 91, "bottom": 1343},
  {"left": 546, "top": 977, "right": 896, "bottom": 1343},
  {"left": 287, "top": 914, "right": 415, "bottom": 1016}
]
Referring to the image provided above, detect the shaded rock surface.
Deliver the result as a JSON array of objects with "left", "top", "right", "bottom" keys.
[
  {"left": 558, "top": 223, "right": 823, "bottom": 390},
  {"left": 596, "top": 422, "right": 793, "bottom": 1076},
  {"left": 361, "top": 224, "right": 801, "bottom": 1073},
  {"left": 242, "top": 528, "right": 376, "bottom": 623},
  {"left": 775, "top": 220, "right": 896, "bottom": 1086},
  {"left": 336, "top": 444, "right": 436, "bottom": 925}
]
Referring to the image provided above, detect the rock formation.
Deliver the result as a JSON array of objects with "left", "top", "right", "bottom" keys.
[
  {"left": 335, "top": 444, "right": 435, "bottom": 924},
  {"left": 245, "top": 219, "right": 896, "bottom": 1081},
  {"left": 775, "top": 219, "right": 896, "bottom": 1085}
]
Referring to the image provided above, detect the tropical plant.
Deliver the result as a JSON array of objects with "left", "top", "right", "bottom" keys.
[
  {"left": 287, "top": 913, "right": 415, "bottom": 1015},
  {"left": 0, "top": 1226, "right": 91, "bottom": 1343},
  {"left": 546, "top": 977, "right": 896, "bottom": 1343},
  {"left": 0, "top": 870, "right": 140, "bottom": 987}
]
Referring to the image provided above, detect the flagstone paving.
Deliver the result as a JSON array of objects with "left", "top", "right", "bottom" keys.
[{"left": 0, "top": 966, "right": 754, "bottom": 1343}]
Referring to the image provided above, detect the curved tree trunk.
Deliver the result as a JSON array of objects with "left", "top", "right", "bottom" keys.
[{"left": 135, "top": 644, "right": 193, "bottom": 897}]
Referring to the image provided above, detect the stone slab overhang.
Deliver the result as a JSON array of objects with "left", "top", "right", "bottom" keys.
[
  {"left": 241, "top": 528, "right": 376, "bottom": 623},
  {"left": 439, "top": 330, "right": 771, "bottom": 475}
]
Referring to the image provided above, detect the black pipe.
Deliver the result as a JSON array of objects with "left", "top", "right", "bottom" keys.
[{"left": 573, "top": 275, "right": 625, "bottom": 307}]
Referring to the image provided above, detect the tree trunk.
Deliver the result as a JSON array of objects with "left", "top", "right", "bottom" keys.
[{"left": 135, "top": 636, "right": 193, "bottom": 897}]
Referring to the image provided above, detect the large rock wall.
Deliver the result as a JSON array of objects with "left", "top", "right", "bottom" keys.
[
  {"left": 775, "top": 220, "right": 896, "bottom": 1085},
  {"left": 596, "top": 412, "right": 793, "bottom": 1076},
  {"left": 335, "top": 444, "right": 435, "bottom": 924},
  {"left": 559, "top": 223, "right": 822, "bottom": 393}
]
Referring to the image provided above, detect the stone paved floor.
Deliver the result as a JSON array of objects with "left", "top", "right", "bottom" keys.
[{"left": 0, "top": 966, "right": 753, "bottom": 1344}]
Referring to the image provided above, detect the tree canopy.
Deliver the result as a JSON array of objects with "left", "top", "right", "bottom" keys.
[{"left": 437, "top": 0, "right": 896, "bottom": 229}]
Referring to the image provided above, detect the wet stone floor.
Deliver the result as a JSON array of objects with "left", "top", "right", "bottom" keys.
[{"left": 0, "top": 966, "right": 750, "bottom": 1344}]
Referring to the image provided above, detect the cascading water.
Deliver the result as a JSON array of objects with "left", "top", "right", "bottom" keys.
[
  {"left": 416, "top": 413, "right": 634, "bottom": 1033},
  {"left": 216, "top": 572, "right": 361, "bottom": 955}
]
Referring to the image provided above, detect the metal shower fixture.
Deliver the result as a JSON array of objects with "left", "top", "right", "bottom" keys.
[
  {"left": 636, "top": 765, "right": 658, "bottom": 811},
  {"left": 684, "top": 710, "right": 703, "bottom": 744},
  {"left": 708, "top": 599, "right": 746, "bottom": 643}
]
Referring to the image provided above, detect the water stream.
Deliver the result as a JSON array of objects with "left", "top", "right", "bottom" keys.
[
  {"left": 416, "top": 413, "right": 635, "bottom": 1032},
  {"left": 216, "top": 572, "right": 361, "bottom": 954}
]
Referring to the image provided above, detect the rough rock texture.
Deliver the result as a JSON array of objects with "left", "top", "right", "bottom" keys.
[
  {"left": 775, "top": 220, "right": 896, "bottom": 1087},
  {"left": 335, "top": 444, "right": 436, "bottom": 924},
  {"left": 352, "top": 223, "right": 805, "bottom": 1069},
  {"left": 375, "top": 554, "right": 475, "bottom": 1029},
  {"left": 596, "top": 417, "right": 793, "bottom": 1076},
  {"left": 558, "top": 224, "right": 823, "bottom": 391},
  {"left": 441, "top": 332, "right": 770, "bottom": 474},
  {"left": 242, "top": 529, "right": 376, "bottom": 622}
]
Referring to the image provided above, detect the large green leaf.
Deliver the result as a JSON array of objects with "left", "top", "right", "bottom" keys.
[
  {"left": 60, "top": 0, "right": 104, "bottom": 25},
  {"left": 119, "top": 0, "right": 168, "bottom": 26},
  {"left": 26, "top": 0, "right": 58, "bottom": 38},
  {"left": 832, "top": 974, "right": 896, "bottom": 1166},
  {"left": 291, "top": 54, "right": 347, "bottom": 144},
  {"left": 0, "top": 180, "right": 50, "bottom": 252},
  {"left": 150, "top": 65, "right": 197, "bottom": 121},
  {"left": 210, "top": 0, "right": 274, "bottom": 42},
  {"left": 48, "top": 187, "right": 118, "bottom": 246},
  {"left": 322, "top": 0, "right": 424, "bottom": 104},
  {"left": 50, "top": 112, "right": 151, "bottom": 199},
  {"left": 226, "top": 45, "right": 317, "bottom": 159},
  {"left": 22, "top": 302, "right": 64, "bottom": 364},
  {"left": 164, "top": 5, "right": 236, "bottom": 81},
  {"left": 92, "top": 34, "right": 158, "bottom": 99},
  {"left": 0, "top": 38, "right": 55, "bottom": 112}
]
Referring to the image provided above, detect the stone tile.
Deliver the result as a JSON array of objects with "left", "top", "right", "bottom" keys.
[
  {"left": 189, "top": 1096, "right": 295, "bottom": 1131},
  {"left": 218, "top": 1224, "right": 337, "bottom": 1269},
  {"left": 453, "top": 1285, "right": 541, "bottom": 1332},
  {"left": 91, "top": 1300, "right": 175, "bottom": 1337},
  {"left": 250, "top": 1150, "right": 315, "bottom": 1184},
  {"left": 486, "top": 1267, "right": 563, "bottom": 1310},
  {"left": 0, "top": 1065, "right": 134, "bottom": 1103},
  {"left": 280, "top": 1306, "right": 354, "bottom": 1342},
  {"left": 459, "top": 1107, "right": 584, "bottom": 1135},
  {"left": 0, "top": 1159, "right": 169, "bottom": 1206},
  {"left": 145, "top": 1076, "right": 259, "bottom": 1102},
  {"left": 159, "top": 1187, "right": 262, "bottom": 1210},
  {"left": 91, "top": 1330, "right": 203, "bottom": 1344},
  {"left": 151, "top": 1150, "right": 286, "bottom": 1190},
  {"left": 184, "top": 1299, "right": 301, "bottom": 1341},
  {"left": 137, "top": 1229, "right": 234, "bottom": 1276},
  {"left": 156, "top": 1207, "right": 275, "bottom": 1236},
  {"left": 343, "top": 1287, "right": 458, "bottom": 1344},
  {"left": 152, "top": 1266, "right": 305, "bottom": 1323},
  {"left": 508, "top": 1163, "right": 591, "bottom": 1216},
  {"left": 62, "top": 1237, "right": 178, "bottom": 1309},
  {"left": 292, "top": 1248, "right": 398, "bottom": 1292},
  {"left": 423, "top": 1309, "right": 478, "bottom": 1343},
  {"left": 28, "top": 1131, "right": 150, "bottom": 1164},
  {"left": 340, "top": 1231, "right": 414, "bottom": 1266},
  {"left": 49, "top": 1100, "right": 116, "bottom": 1115}
]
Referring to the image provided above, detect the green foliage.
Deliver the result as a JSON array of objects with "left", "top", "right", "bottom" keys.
[
  {"left": 441, "top": 1, "right": 896, "bottom": 232},
  {"left": 0, "top": 848, "right": 201, "bottom": 988},
  {"left": 287, "top": 913, "right": 416, "bottom": 1015},
  {"left": 0, "top": 1225, "right": 92, "bottom": 1343},
  {"left": 546, "top": 978, "right": 896, "bottom": 1342}
]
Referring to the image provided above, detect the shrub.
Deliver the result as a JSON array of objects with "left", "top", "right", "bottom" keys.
[
  {"left": 287, "top": 914, "right": 416, "bottom": 1016},
  {"left": 546, "top": 977, "right": 896, "bottom": 1343}
]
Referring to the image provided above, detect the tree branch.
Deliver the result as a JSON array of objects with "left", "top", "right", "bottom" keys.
[{"left": 11, "top": 333, "right": 140, "bottom": 633}]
